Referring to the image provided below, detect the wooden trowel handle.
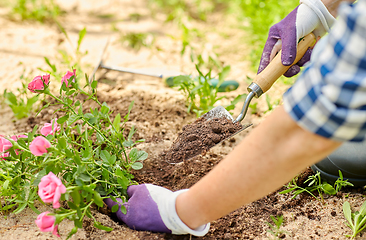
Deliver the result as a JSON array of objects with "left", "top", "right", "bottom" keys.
[{"left": 253, "top": 33, "right": 316, "bottom": 94}]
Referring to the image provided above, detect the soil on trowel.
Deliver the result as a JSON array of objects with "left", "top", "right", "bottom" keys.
[{"left": 164, "top": 117, "right": 242, "bottom": 163}]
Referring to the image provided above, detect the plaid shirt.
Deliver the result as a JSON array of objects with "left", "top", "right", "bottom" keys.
[{"left": 283, "top": 0, "right": 366, "bottom": 142}]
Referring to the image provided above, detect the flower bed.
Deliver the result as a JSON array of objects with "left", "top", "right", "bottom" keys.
[{"left": 1, "top": 71, "right": 148, "bottom": 238}]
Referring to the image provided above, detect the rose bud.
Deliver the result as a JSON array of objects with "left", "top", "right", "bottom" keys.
[
  {"left": 28, "top": 74, "right": 50, "bottom": 93},
  {"left": 61, "top": 69, "right": 76, "bottom": 87},
  {"left": 41, "top": 119, "right": 60, "bottom": 136},
  {"left": 35, "top": 211, "right": 60, "bottom": 237}
]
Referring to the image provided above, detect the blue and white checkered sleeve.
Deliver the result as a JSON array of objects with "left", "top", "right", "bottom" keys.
[{"left": 283, "top": 0, "right": 366, "bottom": 142}]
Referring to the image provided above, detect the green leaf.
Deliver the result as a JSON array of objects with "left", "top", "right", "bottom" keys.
[
  {"left": 91, "top": 81, "right": 98, "bottom": 89},
  {"left": 111, "top": 204, "right": 119, "bottom": 213},
  {"left": 67, "top": 114, "right": 81, "bottom": 126},
  {"left": 68, "top": 201, "right": 78, "bottom": 210},
  {"left": 136, "top": 151, "right": 148, "bottom": 161},
  {"left": 33, "top": 169, "right": 47, "bottom": 186},
  {"left": 71, "top": 189, "right": 81, "bottom": 206},
  {"left": 87, "top": 117, "right": 98, "bottom": 125},
  {"left": 75, "top": 179, "right": 84, "bottom": 187},
  {"left": 79, "top": 173, "right": 91, "bottom": 182},
  {"left": 73, "top": 154, "right": 82, "bottom": 165},
  {"left": 100, "top": 102, "right": 110, "bottom": 115},
  {"left": 2, "top": 180, "right": 9, "bottom": 191},
  {"left": 120, "top": 204, "right": 127, "bottom": 214},
  {"left": 76, "top": 124, "right": 82, "bottom": 134},
  {"left": 44, "top": 57, "right": 56, "bottom": 72},
  {"left": 57, "top": 115, "right": 69, "bottom": 124},
  {"left": 100, "top": 150, "right": 110, "bottom": 164},
  {"left": 360, "top": 200, "right": 366, "bottom": 216},
  {"left": 13, "top": 202, "right": 27, "bottom": 214},
  {"left": 94, "top": 222, "right": 113, "bottom": 232},
  {"left": 96, "top": 132, "right": 105, "bottom": 144},
  {"left": 124, "top": 101, "right": 134, "bottom": 123},
  {"left": 77, "top": 28, "right": 87, "bottom": 51},
  {"left": 67, "top": 227, "right": 78, "bottom": 240},
  {"left": 279, "top": 188, "right": 295, "bottom": 194},
  {"left": 5, "top": 91, "right": 17, "bottom": 105},
  {"left": 343, "top": 201, "right": 353, "bottom": 227},
  {"left": 93, "top": 192, "right": 104, "bottom": 207},
  {"left": 108, "top": 155, "right": 116, "bottom": 165},
  {"left": 115, "top": 168, "right": 129, "bottom": 189},
  {"left": 84, "top": 113, "right": 94, "bottom": 119},
  {"left": 129, "top": 148, "right": 138, "bottom": 161},
  {"left": 218, "top": 65, "right": 231, "bottom": 81},
  {"left": 320, "top": 183, "right": 336, "bottom": 195},
  {"left": 131, "top": 162, "right": 143, "bottom": 170},
  {"left": 58, "top": 137, "right": 67, "bottom": 149},
  {"left": 113, "top": 113, "right": 121, "bottom": 132},
  {"left": 74, "top": 219, "right": 83, "bottom": 229}
]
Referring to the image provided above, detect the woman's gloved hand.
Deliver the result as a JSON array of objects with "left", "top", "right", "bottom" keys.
[
  {"left": 104, "top": 184, "right": 210, "bottom": 236},
  {"left": 257, "top": 0, "right": 336, "bottom": 77}
]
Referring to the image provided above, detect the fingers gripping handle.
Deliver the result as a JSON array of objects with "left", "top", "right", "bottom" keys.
[{"left": 252, "top": 33, "right": 316, "bottom": 95}]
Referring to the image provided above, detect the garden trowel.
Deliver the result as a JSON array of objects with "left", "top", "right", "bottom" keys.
[{"left": 185, "top": 33, "right": 316, "bottom": 159}]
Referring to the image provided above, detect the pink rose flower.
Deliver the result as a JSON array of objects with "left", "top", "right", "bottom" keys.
[
  {"left": 35, "top": 211, "right": 60, "bottom": 237},
  {"left": 61, "top": 69, "right": 76, "bottom": 87},
  {"left": 0, "top": 136, "right": 12, "bottom": 160},
  {"left": 29, "top": 136, "right": 51, "bottom": 156},
  {"left": 38, "top": 172, "right": 66, "bottom": 209},
  {"left": 41, "top": 119, "right": 60, "bottom": 136},
  {"left": 0, "top": 136, "right": 12, "bottom": 153},
  {"left": 28, "top": 74, "right": 50, "bottom": 93}
]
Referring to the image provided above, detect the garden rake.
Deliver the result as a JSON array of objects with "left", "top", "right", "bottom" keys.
[
  {"left": 187, "top": 33, "right": 316, "bottom": 159},
  {"left": 89, "top": 39, "right": 240, "bottom": 92}
]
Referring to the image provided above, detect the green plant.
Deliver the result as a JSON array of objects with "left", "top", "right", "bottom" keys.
[
  {"left": 120, "top": 32, "right": 155, "bottom": 51},
  {"left": 225, "top": 93, "right": 247, "bottom": 112},
  {"left": 280, "top": 171, "right": 353, "bottom": 203},
  {"left": 343, "top": 200, "right": 366, "bottom": 239},
  {"left": 3, "top": 73, "right": 39, "bottom": 119},
  {"left": 266, "top": 215, "right": 286, "bottom": 240},
  {"left": 148, "top": 0, "right": 228, "bottom": 22},
  {"left": 172, "top": 64, "right": 230, "bottom": 117},
  {"left": 0, "top": 71, "right": 147, "bottom": 238},
  {"left": 8, "top": 0, "right": 61, "bottom": 23},
  {"left": 264, "top": 94, "right": 280, "bottom": 113},
  {"left": 335, "top": 170, "right": 354, "bottom": 192},
  {"left": 249, "top": 102, "right": 258, "bottom": 115}
]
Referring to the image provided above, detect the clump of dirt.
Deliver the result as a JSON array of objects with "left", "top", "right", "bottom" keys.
[{"left": 164, "top": 117, "right": 242, "bottom": 163}]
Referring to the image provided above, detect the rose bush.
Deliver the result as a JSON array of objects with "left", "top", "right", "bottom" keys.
[{"left": 0, "top": 70, "right": 147, "bottom": 238}]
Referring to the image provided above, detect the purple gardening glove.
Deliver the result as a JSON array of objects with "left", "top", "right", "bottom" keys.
[
  {"left": 258, "top": 0, "right": 336, "bottom": 77},
  {"left": 104, "top": 184, "right": 210, "bottom": 236}
]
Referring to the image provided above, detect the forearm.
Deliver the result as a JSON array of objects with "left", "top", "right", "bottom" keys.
[
  {"left": 321, "top": 0, "right": 356, "bottom": 17},
  {"left": 176, "top": 106, "right": 341, "bottom": 229}
]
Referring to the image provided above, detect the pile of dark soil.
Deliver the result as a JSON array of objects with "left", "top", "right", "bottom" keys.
[{"left": 164, "top": 117, "right": 242, "bottom": 163}]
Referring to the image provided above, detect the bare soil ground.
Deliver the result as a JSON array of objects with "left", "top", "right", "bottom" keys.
[{"left": 1, "top": 0, "right": 366, "bottom": 239}]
